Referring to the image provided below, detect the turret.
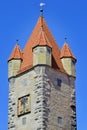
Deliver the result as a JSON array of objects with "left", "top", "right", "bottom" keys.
[
  {"left": 32, "top": 26, "right": 52, "bottom": 67},
  {"left": 8, "top": 44, "right": 23, "bottom": 79},
  {"left": 60, "top": 43, "right": 76, "bottom": 77}
]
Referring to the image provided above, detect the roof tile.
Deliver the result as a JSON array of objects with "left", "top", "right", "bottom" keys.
[
  {"left": 18, "top": 16, "right": 65, "bottom": 73},
  {"left": 32, "top": 29, "right": 52, "bottom": 48},
  {"left": 60, "top": 43, "right": 76, "bottom": 60},
  {"left": 8, "top": 44, "right": 23, "bottom": 61}
]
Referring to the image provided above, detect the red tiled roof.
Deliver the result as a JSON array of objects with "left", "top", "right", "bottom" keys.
[
  {"left": 8, "top": 44, "right": 23, "bottom": 61},
  {"left": 60, "top": 43, "right": 76, "bottom": 60},
  {"left": 32, "top": 29, "right": 52, "bottom": 48},
  {"left": 19, "top": 16, "right": 65, "bottom": 73},
  {"left": 18, "top": 16, "right": 65, "bottom": 73}
]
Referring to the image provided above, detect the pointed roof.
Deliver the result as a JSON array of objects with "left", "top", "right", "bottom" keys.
[
  {"left": 60, "top": 43, "right": 76, "bottom": 60},
  {"left": 32, "top": 29, "right": 52, "bottom": 48},
  {"left": 8, "top": 44, "right": 23, "bottom": 61},
  {"left": 18, "top": 16, "right": 65, "bottom": 74}
]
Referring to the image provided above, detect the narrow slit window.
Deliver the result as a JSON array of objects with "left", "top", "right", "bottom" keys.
[
  {"left": 22, "top": 117, "right": 26, "bottom": 125},
  {"left": 57, "top": 79, "right": 62, "bottom": 87},
  {"left": 58, "top": 117, "right": 62, "bottom": 125}
]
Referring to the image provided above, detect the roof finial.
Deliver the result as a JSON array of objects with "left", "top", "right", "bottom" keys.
[
  {"left": 40, "top": 2, "right": 46, "bottom": 16},
  {"left": 64, "top": 37, "right": 67, "bottom": 43},
  {"left": 16, "top": 39, "right": 19, "bottom": 45}
]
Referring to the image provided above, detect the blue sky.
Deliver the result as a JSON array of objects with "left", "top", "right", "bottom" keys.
[{"left": 0, "top": 0, "right": 87, "bottom": 129}]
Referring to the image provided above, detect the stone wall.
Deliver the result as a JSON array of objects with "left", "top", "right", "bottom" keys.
[
  {"left": 8, "top": 60, "right": 21, "bottom": 79},
  {"left": 33, "top": 46, "right": 51, "bottom": 67},
  {"left": 61, "top": 58, "right": 76, "bottom": 77},
  {"left": 8, "top": 66, "right": 76, "bottom": 130},
  {"left": 8, "top": 78, "right": 16, "bottom": 130},
  {"left": 45, "top": 67, "right": 76, "bottom": 130}
]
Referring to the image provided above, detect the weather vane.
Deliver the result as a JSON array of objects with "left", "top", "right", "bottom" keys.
[{"left": 40, "top": 2, "right": 46, "bottom": 16}]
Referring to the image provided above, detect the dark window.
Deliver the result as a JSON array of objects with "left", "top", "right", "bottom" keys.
[
  {"left": 58, "top": 117, "right": 62, "bottom": 125},
  {"left": 40, "top": 48, "right": 44, "bottom": 53},
  {"left": 22, "top": 117, "right": 26, "bottom": 125},
  {"left": 47, "top": 48, "right": 51, "bottom": 54},
  {"left": 23, "top": 79, "right": 28, "bottom": 86},
  {"left": 57, "top": 79, "right": 62, "bottom": 87},
  {"left": 72, "top": 60, "right": 75, "bottom": 65}
]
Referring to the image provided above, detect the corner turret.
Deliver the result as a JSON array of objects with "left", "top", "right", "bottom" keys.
[
  {"left": 8, "top": 44, "right": 23, "bottom": 79},
  {"left": 32, "top": 19, "right": 52, "bottom": 67},
  {"left": 60, "top": 43, "right": 76, "bottom": 77}
]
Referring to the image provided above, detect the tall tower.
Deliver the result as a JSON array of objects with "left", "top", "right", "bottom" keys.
[{"left": 8, "top": 12, "right": 77, "bottom": 130}]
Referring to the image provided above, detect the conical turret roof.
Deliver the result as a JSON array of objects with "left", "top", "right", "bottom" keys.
[
  {"left": 60, "top": 43, "right": 76, "bottom": 60},
  {"left": 18, "top": 16, "right": 65, "bottom": 74},
  {"left": 8, "top": 44, "right": 23, "bottom": 61},
  {"left": 32, "top": 28, "right": 52, "bottom": 48}
]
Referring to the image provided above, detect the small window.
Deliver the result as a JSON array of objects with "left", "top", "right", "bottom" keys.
[
  {"left": 72, "top": 60, "right": 75, "bottom": 65},
  {"left": 22, "top": 117, "right": 26, "bottom": 125},
  {"left": 40, "top": 48, "right": 44, "bottom": 53},
  {"left": 47, "top": 48, "right": 51, "bottom": 54},
  {"left": 57, "top": 79, "right": 62, "bottom": 87},
  {"left": 58, "top": 117, "right": 62, "bottom": 125},
  {"left": 22, "top": 78, "right": 28, "bottom": 86}
]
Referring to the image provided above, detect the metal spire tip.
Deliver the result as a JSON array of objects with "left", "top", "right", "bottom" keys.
[
  {"left": 40, "top": 2, "right": 46, "bottom": 16},
  {"left": 64, "top": 37, "right": 67, "bottom": 43}
]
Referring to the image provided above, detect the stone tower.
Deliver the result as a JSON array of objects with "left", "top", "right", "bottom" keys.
[{"left": 8, "top": 14, "right": 77, "bottom": 130}]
